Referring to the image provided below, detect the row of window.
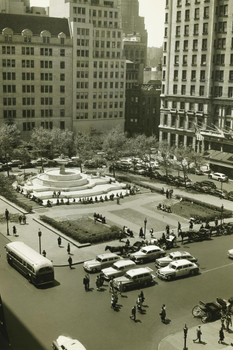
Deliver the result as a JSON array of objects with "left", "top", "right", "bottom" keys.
[
  {"left": 4, "top": 35, "right": 66, "bottom": 46},
  {"left": 163, "top": 100, "right": 204, "bottom": 112},
  {"left": 93, "top": 51, "right": 121, "bottom": 58},
  {"left": 176, "top": 7, "right": 210, "bottom": 22},
  {"left": 2, "top": 97, "right": 66, "bottom": 105},
  {"left": 170, "top": 84, "right": 233, "bottom": 98},
  {"left": 95, "top": 29, "right": 121, "bottom": 39},
  {"left": 94, "top": 40, "right": 121, "bottom": 49},
  {"left": 93, "top": 71, "right": 124, "bottom": 79},
  {"left": 2, "top": 47, "right": 66, "bottom": 57}
]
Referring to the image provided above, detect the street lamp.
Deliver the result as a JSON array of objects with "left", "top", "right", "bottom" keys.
[
  {"left": 183, "top": 324, "right": 188, "bottom": 350},
  {"left": 38, "top": 229, "right": 42, "bottom": 254},
  {"left": 220, "top": 204, "right": 224, "bottom": 226},
  {"left": 144, "top": 218, "right": 147, "bottom": 238},
  {"left": 5, "top": 209, "right": 9, "bottom": 236}
]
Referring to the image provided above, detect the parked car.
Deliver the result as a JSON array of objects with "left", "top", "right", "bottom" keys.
[
  {"left": 18, "top": 162, "right": 34, "bottom": 169},
  {"left": 31, "top": 157, "right": 48, "bottom": 166},
  {"left": 156, "top": 259, "right": 199, "bottom": 281},
  {"left": 196, "top": 180, "right": 217, "bottom": 189},
  {"left": 101, "top": 259, "right": 136, "bottom": 280},
  {"left": 52, "top": 335, "right": 86, "bottom": 350},
  {"left": 228, "top": 249, "right": 233, "bottom": 259},
  {"left": 8, "top": 159, "right": 22, "bottom": 167},
  {"left": 112, "top": 267, "right": 156, "bottom": 292},
  {"left": 130, "top": 245, "right": 165, "bottom": 264},
  {"left": 208, "top": 172, "right": 228, "bottom": 182},
  {"left": 155, "top": 251, "right": 198, "bottom": 268},
  {"left": 83, "top": 253, "right": 121, "bottom": 273}
]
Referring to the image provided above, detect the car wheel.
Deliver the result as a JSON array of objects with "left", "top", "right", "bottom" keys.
[{"left": 167, "top": 275, "right": 173, "bottom": 281}]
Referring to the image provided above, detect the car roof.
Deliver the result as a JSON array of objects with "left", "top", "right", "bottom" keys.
[
  {"left": 141, "top": 245, "right": 161, "bottom": 252},
  {"left": 170, "top": 259, "right": 194, "bottom": 266},
  {"left": 113, "top": 259, "right": 135, "bottom": 268},
  {"left": 170, "top": 251, "right": 190, "bottom": 257},
  {"left": 97, "top": 253, "right": 119, "bottom": 259},
  {"left": 213, "top": 172, "right": 225, "bottom": 176},
  {"left": 126, "top": 267, "right": 153, "bottom": 277}
]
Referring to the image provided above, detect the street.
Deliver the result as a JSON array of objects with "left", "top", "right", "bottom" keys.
[{"left": 1, "top": 232, "right": 233, "bottom": 350}]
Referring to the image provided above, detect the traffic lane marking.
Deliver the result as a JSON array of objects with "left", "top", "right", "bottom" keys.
[{"left": 201, "top": 262, "right": 233, "bottom": 274}]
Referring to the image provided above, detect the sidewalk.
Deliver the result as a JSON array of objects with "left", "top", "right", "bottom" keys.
[{"left": 158, "top": 321, "right": 233, "bottom": 350}]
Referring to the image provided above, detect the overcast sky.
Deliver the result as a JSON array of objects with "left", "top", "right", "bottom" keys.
[{"left": 30, "top": 0, "right": 165, "bottom": 47}]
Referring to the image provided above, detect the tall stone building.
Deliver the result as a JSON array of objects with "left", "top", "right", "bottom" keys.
[
  {"left": 49, "top": 0, "right": 125, "bottom": 134},
  {"left": 0, "top": 0, "right": 30, "bottom": 14},
  {"left": 160, "top": 0, "right": 233, "bottom": 153},
  {"left": 0, "top": 14, "right": 73, "bottom": 136}
]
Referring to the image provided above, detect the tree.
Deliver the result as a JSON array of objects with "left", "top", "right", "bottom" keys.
[
  {"left": 13, "top": 141, "right": 32, "bottom": 177},
  {"left": 157, "top": 141, "right": 174, "bottom": 179},
  {"left": 50, "top": 128, "right": 75, "bottom": 158},
  {"left": 0, "top": 124, "right": 21, "bottom": 176},
  {"left": 30, "top": 127, "right": 53, "bottom": 172},
  {"left": 74, "top": 132, "right": 96, "bottom": 173},
  {"left": 174, "top": 146, "right": 195, "bottom": 185},
  {"left": 102, "top": 126, "right": 127, "bottom": 177}
]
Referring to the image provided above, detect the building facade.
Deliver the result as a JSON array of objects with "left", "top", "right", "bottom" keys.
[
  {"left": 49, "top": 0, "right": 125, "bottom": 134},
  {"left": 0, "top": 0, "right": 30, "bottom": 14},
  {"left": 0, "top": 14, "right": 73, "bottom": 136},
  {"left": 160, "top": 0, "right": 233, "bottom": 153},
  {"left": 125, "top": 80, "right": 161, "bottom": 137}
]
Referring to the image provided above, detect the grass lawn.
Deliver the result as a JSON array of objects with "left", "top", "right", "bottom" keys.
[
  {"left": 40, "top": 215, "right": 121, "bottom": 244},
  {"left": 172, "top": 200, "right": 227, "bottom": 221}
]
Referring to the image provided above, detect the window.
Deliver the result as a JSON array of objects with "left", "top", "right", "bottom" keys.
[
  {"left": 2, "top": 46, "right": 15, "bottom": 55},
  {"left": 183, "top": 55, "right": 187, "bottom": 65},
  {"left": 215, "top": 54, "right": 225, "bottom": 65},
  {"left": 203, "top": 23, "right": 208, "bottom": 35},
  {"left": 194, "top": 23, "right": 199, "bottom": 35},
  {"left": 193, "top": 39, "right": 198, "bottom": 51},
  {"left": 175, "top": 41, "right": 180, "bottom": 51},
  {"left": 176, "top": 11, "right": 181, "bottom": 22},
  {"left": 203, "top": 6, "right": 209, "bottom": 19},
  {"left": 176, "top": 26, "right": 181, "bottom": 37},
  {"left": 230, "top": 54, "right": 233, "bottom": 65},
  {"left": 229, "top": 71, "right": 233, "bottom": 81},
  {"left": 173, "top": 84, "right": 178, "bottom": 94},
  {"left": 199, "top": 86, "right": 205, "bottom": 96},
  {"left": 191, "top": 70, "right": 196, "bottom": 81},
  {"left": 182, "top": 70, "right": 187, "bottom": 81},
  {"left": 228, "top": 87, "right": 233, "bottom": 98},
  {"left": 3, "top": 85, "right": 16, "bottom": 93},
  {"left": 184, "top": 25, "right": 189, "bottom": 36},
  {"left": 174, "top": 55, "right": 179, "bottom": 65},
  {"left": 2, "top": 72, "right": 16, "bottom": 80},
  {"left": 22, "top": 47, "right": 34, "bottom": 55},
  {"left": 183, "top": 40, "right": 188, "bottom": 51},
  {"left": 194, "top": 8, "right": 200, "bottom": 20},
  {"left": 185, "top": 9, "right": 190, "bottom": 21},
  {"left": 190, "top": 85, "right": 195, "bottom": 96},
  {"left": 200, "top": 70, "right": 205, "bottom": 81},
  {"left": 217, "top": 38, "right": 226, "bottom": 50},
  {"left": 60, "top": 49, "right": 65, "bottom": 56},
  {"left": 218, "top": 21, "right": 227, "bottom": 33},
  {"left": 181, "top": 85, "right": 186, "bottom": 95},
  {"left": 174, "top": 70, "right": 178, "bottom": 81},
  {"left": 201, "top": 54, "right": 206, "bottom": 65},
  {"left": 60, "top": 61, "right": 65, "bottom": 69},
  {"left": 202, "top": 39, "right": 207, "bottom": 50}
]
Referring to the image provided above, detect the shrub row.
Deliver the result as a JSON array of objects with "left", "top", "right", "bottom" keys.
[
  {"left": 40, "top": 215, "right": 122, "bottom": 244},
  {"left": 0, "top": 175, "right": 32, "bottom": 213}
]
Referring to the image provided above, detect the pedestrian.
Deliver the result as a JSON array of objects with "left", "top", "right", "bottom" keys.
[
  {"left": 130, "top": 305, "right": 136, "bottom": 321},
  {"left": 150, "top": 228, "right": 154, "bottom": 238},
  {"left": 67, "top": 243, "right": 71, "bottom": 254},
  {"left": 68, "top": 256, "right": 72, "bottom": 269},
  {"left": 57, "top": 236, "right": 62, "bottom": 247},
  {"left": 166, "top": 189, "right": 169, "bottom": 199},
  {"left": 42, "top": 250, "right": 46, "bottom": 257},
  {"left": 22, "top": 214, "right": 26, "bottom": 224},
  {"left": 18, "top": 215, "right": 22, "bottom": 224},
  {"left": 83, "top": 275, "right": 88, "bottom": 291},
  {"left": 193, "top": 325, "right": 202, "bottom": 343},
  {"left": 215, "top": 217, "right": 218, "bottom": 226},
  {"left": 12, "top": 226, "right": 17, "bottom": 235},
  {"left": 178, "top": 221, "right": 181, "bottom": 232},
  {"left": 139, "top": 227, "right": 144, "bottom": 239},
  {"left": 221, "top": 315, "right": 226, "bottom": 329},
  {"left": 85, "top": 274, "right": 90, "bottom": 290},
  {"left": 226, "top": 314, "right": 232, "bottom": 331},
  {"left": 189, "top": 220, "right": 194, "bottom": 230},
  {"left": 218, "top": 327, "right": 224, "bottom": 344},
  {"left": 166, "top": 225, "right": 170, "bottom": 235},
  {"left": 139, "top": 290, "right": 145, "bottom": 304},
  {"left": 109, "top": 278, "right": 114, "bottom": 293},
  {"left": 160, "top": 304, "right": 166, "bottom": 323}
]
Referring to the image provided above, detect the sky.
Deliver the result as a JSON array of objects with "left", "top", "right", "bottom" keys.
[{"left": 30, "top": 0, "right": 165, "bottom": 47}]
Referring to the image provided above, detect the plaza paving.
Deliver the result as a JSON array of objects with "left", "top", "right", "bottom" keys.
[{"left": 1, "top": 182, "right": 233, "bottom": 350}]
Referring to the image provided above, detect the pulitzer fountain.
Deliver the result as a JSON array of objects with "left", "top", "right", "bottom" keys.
[{"left": 18, "top": 156, "right": 128, "bottom": 205}]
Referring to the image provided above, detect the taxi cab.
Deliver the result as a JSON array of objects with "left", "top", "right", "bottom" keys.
[
  {"left": 156, "top": 259, "right": 199, "bottom": 281},
  {"left": 52, "top": 335, "right": 86, "bottom": 350}
]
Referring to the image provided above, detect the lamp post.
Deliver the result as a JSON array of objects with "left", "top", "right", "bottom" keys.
[
  {"left": 183, "top": 324, "right": 188, "bottom": 350},
  {"left": 220, "top": 204, "right": 224, "bottom": 226},
  {"left": 144, "top": 217, "right": 147, "bottom": 238},
  {"left": 5, "top": 209, "right": 9, "bottom": 236},
  {"left": 38, "top": 229, "right": 42, "bottom": 254}
]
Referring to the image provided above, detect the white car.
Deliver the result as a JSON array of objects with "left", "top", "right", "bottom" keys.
[
  {"left": 52, "top": 335, "right": 86, "bottom": 350},
  {"left": 157, "top": 259, "right": 199, "bottom": 281},
  {"left": 83, "top": 253, "right": 121, "bottom": 273},
  {"left": 228, "top": 249, "right": 233, "bottom": 259},
  {"left": 101, "top": 259, "right": 136, "bottom": 280},
  {"left": 112, "top": 267, "right": 156, "bottom": 292},
  {"left": 155, "top": 251, "right": 198, "bottom": 268},
  {"left": 208, "top": 172, "right": 228, "bottom": 182},
  {"left": 130, "top": 245, "right": 165, "bottom": 264}
]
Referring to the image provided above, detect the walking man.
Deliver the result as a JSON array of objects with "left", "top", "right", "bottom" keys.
[
  {"left": 68, "top": 256, "right": 72, "bottom": 269},
  {"left": 160, "top": 304, "right": 166, "bottom": 323},
  {"left": 218, "top": 326, "right": 224, "bottom": 344},
  {"left": 178, "top": 221, "right": 181, "bottom": 232},
  {"left": 67, "top": 243, "right": 71, "bottom": 254},
  {"left": 57, "top": 236, "right": 62, "bottom": 247},
  {"left": 12, "top": 226, "right": 17, "bottom": 236},
  {"left": 130, "top": 305, "right": 136, "bottom": 322},
  {"left": 193, "top": 325, "right": 202, "bottom": 343}
]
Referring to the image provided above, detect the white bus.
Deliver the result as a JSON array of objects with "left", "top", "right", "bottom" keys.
[{"left": 5, "top": 241, "right": 54, "bottom": 287}]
